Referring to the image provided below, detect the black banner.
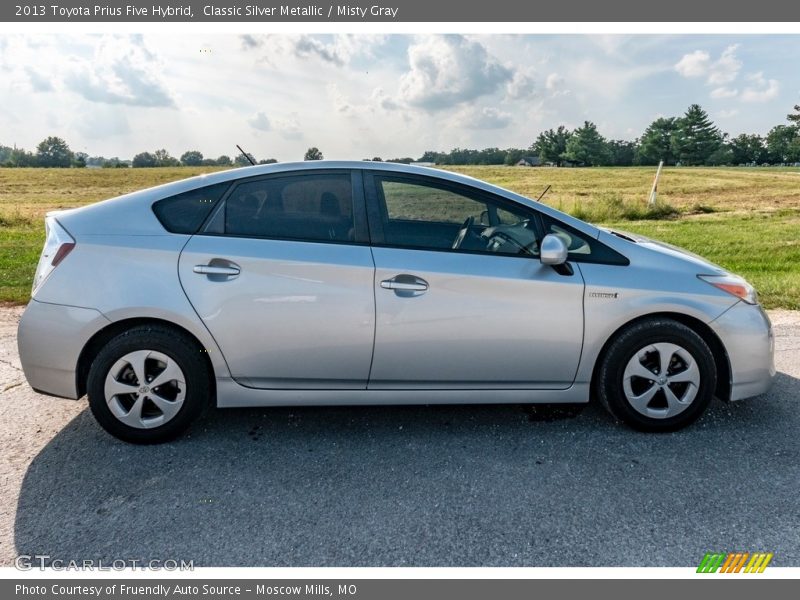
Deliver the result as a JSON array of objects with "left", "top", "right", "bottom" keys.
[
  {"left": 5, "top": 579, "right": 799, "bottom": 600},
  {"left": 3, "top": 0, "right": 800, "bottom": 22}
]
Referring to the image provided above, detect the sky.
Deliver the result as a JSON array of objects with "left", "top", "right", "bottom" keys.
[{"left": 1, "top": 33, "right": 798, "bottom": 161}]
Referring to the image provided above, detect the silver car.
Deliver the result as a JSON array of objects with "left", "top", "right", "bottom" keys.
[{"left": 17, "top": 162, "right": 775, "bottom": 443}]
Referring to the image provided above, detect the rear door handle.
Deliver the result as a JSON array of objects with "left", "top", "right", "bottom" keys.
[
  {"left": 193, "top": 264, "right": 240, "bottom": 276},
  {"left": 380, "top": 275, "right": 429, "bottom": 292}
]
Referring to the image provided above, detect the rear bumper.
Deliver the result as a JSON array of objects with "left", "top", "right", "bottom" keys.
[
  {"left": 17, "top": 299, "right": 110, "bottom": 399},
  {"left": 710, "top": 301, "right": 776, "bottom": 401}
]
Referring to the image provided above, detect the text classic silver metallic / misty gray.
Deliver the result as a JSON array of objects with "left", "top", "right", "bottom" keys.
[{"left": 17, "top": 162, "right": 775, "bottom": 443}]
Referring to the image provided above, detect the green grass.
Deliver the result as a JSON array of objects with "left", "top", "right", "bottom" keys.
[{"left": 1, "top": 165, "right": 799, "bottom": 308}]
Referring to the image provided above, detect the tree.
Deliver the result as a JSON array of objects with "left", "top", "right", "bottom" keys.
[
  {"left": 787, "top": 105, "right": 800, "bottom": 124},
  {"left": 36, "top": 136, "right": 73, "bottom": 168},
  {"left": 503, "top": 148, "right": 527, "bottom": 165},
  {"left": 563, "top": 121, "right": 609, "bottom": 166},
  {"left": 0, "top": 144, "right": 13, "bottom": 164},
  {"left": 607, "top": 140, "right": 636, "bottom": 166},
  {"left": 705, "top": 145, "right": 734, "bottom": 166},
  {"left": 72, "top": 152, "right": 88, "bottom": 168},
  {"left": 215, "top": 155, "right": 233, "bottom": 166},
  {"left": 729, "top": 134, "right": 766, "bottom": 165},
  {"left": 304, "top": 147, "right": 323, "bottom": 161},
  {"left": 6, "top": 148, "right": 36, "bottom": 167},
  {"left": 180, "top": 150, "right": 204, "bottom": 166},
  {"left": 765, "top": 125, "right": 800, "bottom": 164},
  {"left": 635, "top": 117, "right": 678, "bottom": 165},
  {"left": 418, "top": 150, "right": 443, "bottom": 163},
  {"left": 532, "top": 126, "right": 571, "bottom": 166},
  {"left": 132, "top": 152, "right": 157, "bottom": 168},
  {"left": 153, "top": 149, "right": 178, "bottom": 167},
  {"left": 258, "top": 158, "right": 278, "bottom": 164},
  {"left": 234, "top": 153, "right": 256, "bottom": 166},
  {"left": 671, "top": 104, "right": 722, "bottom": 166}
]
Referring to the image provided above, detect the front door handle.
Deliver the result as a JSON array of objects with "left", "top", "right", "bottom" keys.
[
  {"left": 380, "top": 275, "right": 429, "bottom": 292},
  {"left": 194, "top": 264, "right": 240, "bottom": 276}
]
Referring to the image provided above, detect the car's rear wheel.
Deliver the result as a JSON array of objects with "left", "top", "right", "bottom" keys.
[
  {"left": 596, "top": 318, "right": 716, "bottom": 432},
  {"left": 87, "top": 325, "right": 211, "bottom": 443}
]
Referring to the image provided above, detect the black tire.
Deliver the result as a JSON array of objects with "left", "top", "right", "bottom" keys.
[
  {"left": 596, "top": 318, "right": 716, "bottom": 432},
  {"left": 87, "top": 325, "right": 212, "bottom": 444}
]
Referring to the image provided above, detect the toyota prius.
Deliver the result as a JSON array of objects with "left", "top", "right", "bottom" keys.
[{"left": 17, "top": 162, "right": 775, "bottom": 443}]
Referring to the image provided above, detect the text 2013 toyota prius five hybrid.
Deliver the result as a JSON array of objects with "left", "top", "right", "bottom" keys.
[{"left": 18, "top": 162, "right": 775, "bottom": 443}]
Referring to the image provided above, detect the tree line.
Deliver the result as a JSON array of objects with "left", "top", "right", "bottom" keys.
[
  {"left": 2, "top": 104, "right": 799, "bottom": 169},
  {"left": 421, "top": 104, "right": 800, "bottom": 167}
]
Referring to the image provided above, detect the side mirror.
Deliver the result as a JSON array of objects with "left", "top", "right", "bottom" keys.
[{"left": 540, "top": 234, "right": 568, "bottom": 265}]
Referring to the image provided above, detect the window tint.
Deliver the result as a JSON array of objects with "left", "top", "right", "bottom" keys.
[
  {"left": 224, "top": 174, "right": 354, "bottom": 242},
  {"left": 541, "top": 214, "right": 629, "bottom": 265},
  {"left": 152, "top": 183, "right": 229, "bottom": 234},
  {"left": 377, "top": 177, "right": 539, "bottom": 257}
]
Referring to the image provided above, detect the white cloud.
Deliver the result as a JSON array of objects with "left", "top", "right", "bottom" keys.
[
  {"left": 398, "top": 35, "right": 512, "bottom": 111},
  {"left": 718, "top": 109, "right": 740, "bottom": 118},
  {"left": 240, "top": 34, "right": 387, "bottom": 68},
  {"left": 710, "top": 86, "right": 738, "bottom": 99},
  {"left": 674, "top": 45, "right": 741, "bottom": 86},
  {"left": 64, "top": 34, "right": 175, "bottom": 107},
  {"left": 506, "top": 69, "right": 536, "bottom": 99},
  {"left": 248, "top": 112, "right": 271, "bottom": 131},
  {"left": 25, "top": 67, "right": 53, "bottom": 92},
  {"left": 455, "top": 106, "right": 513, "bottom": 130},
  {"left": 370, "top": 87, "right": 400, "bottom": 111},
  {"left": 741, "top": 72, "right": 781, "bottom": 103},
  {"left": 708, "top": 45, "right": 742, "bottom": 85},
  {"left": 674, "top": 50, "right": 710, "bottom": 78}
]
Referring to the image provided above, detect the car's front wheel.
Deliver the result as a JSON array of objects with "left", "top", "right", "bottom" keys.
[
  {"left": 87, "top": 325, "right": 211, "bottom": 443},
  {"left": 596, "top": 318, "right": 716, "bottom": 432}
]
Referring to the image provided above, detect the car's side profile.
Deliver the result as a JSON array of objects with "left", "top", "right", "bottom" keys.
[{"left": 17, "top": 162, "right": 775, "bottom": 443}]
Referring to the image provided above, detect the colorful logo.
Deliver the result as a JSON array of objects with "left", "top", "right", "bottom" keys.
[{"left": 697, "top": 552, "right": 773, "bottom": 573}]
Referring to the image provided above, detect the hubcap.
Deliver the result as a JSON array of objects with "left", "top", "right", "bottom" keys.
[
  {"left": 104, "top": 350, "right": 186, "bottom": 429},
  {"left": 622, "top": 342, "right": 700, "bottom": 419}
]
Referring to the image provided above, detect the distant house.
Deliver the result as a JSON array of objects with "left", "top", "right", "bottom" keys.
[
  {"left": 516, "top": 156, "right": 541, "bottom": 167},
  {"left": 411, "top": 161, "right": 435, "bottom": 167}
]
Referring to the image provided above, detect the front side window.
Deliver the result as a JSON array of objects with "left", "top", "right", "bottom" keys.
[
  {"left": 224, "top": 174, "right": 354, "bottom": 242},
  {"left": 377, "top": 177, "right": 540, "bottom": 257}
]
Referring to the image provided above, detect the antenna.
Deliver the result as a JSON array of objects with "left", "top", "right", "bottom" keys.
[
  {"left": 236, "top": 144, "right": 256, "bottom": 166},
  {"left": 536, "top": 184, "right": 552, "bottom": 202}
]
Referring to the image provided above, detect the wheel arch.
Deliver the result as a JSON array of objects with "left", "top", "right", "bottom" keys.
[
  {"left": 590, "top": 312, "right": 732, "bottom": 403},
  {"left": 76, "top": 317, "right": 217, "bottom": 400}
]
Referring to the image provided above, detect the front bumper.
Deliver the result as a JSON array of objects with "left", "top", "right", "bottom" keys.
[
  {"left": 710, "top": 301, "right": 776, "bottom": 401},
  {"left": 17, "top": 299, "right": 110, "bottom": 399}
]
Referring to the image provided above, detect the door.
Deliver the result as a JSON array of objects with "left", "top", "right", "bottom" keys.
[
  {"left": 179, "top": 171, "right": 375, "bottom": 389},
  {"left": 365, "top": 174, "right": 585, "bottom": 389}
]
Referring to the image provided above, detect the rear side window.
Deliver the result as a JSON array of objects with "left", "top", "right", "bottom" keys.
[
  {"left": 224, "top": 174, "right": 355, "bottom": 243},
  {"left": 152, "top": 183, "right": 230, "bottom": 234}
]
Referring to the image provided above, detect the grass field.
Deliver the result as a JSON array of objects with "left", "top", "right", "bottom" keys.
[{"left": 1, "top": 165, "right": 799, "bottom": 308}]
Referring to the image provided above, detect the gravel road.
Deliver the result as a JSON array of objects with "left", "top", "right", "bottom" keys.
[{"left": 1, "top": 306, "right": 798, "bottom": 567}]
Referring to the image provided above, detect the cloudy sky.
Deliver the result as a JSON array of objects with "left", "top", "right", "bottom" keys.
[{"left": 1, "top": 34, "right": 798, "bottom": 160}]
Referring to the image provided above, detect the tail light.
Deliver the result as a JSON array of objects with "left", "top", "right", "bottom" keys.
[{"left": 32, "top": 217, "right": 75, "bottom": 296}]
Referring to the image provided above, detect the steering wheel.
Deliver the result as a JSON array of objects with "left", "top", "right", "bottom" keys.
[
  {"left": 452, "top": 216, "right": 475, "bottom": 250},
  {"left": 486, "top": 230, "right": 536, "bottom": 256}
]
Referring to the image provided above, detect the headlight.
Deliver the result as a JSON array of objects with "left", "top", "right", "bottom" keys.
[{"left": 698, "top": 274, "right": 758, "bottom": 305}]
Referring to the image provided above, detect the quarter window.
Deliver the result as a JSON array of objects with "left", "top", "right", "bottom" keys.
[
  {"left": 224, "top": 174, "right": 355, "bottom": 242},
  {"left": 152, "top": 183, "right": 229, "bottom": 234}
]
